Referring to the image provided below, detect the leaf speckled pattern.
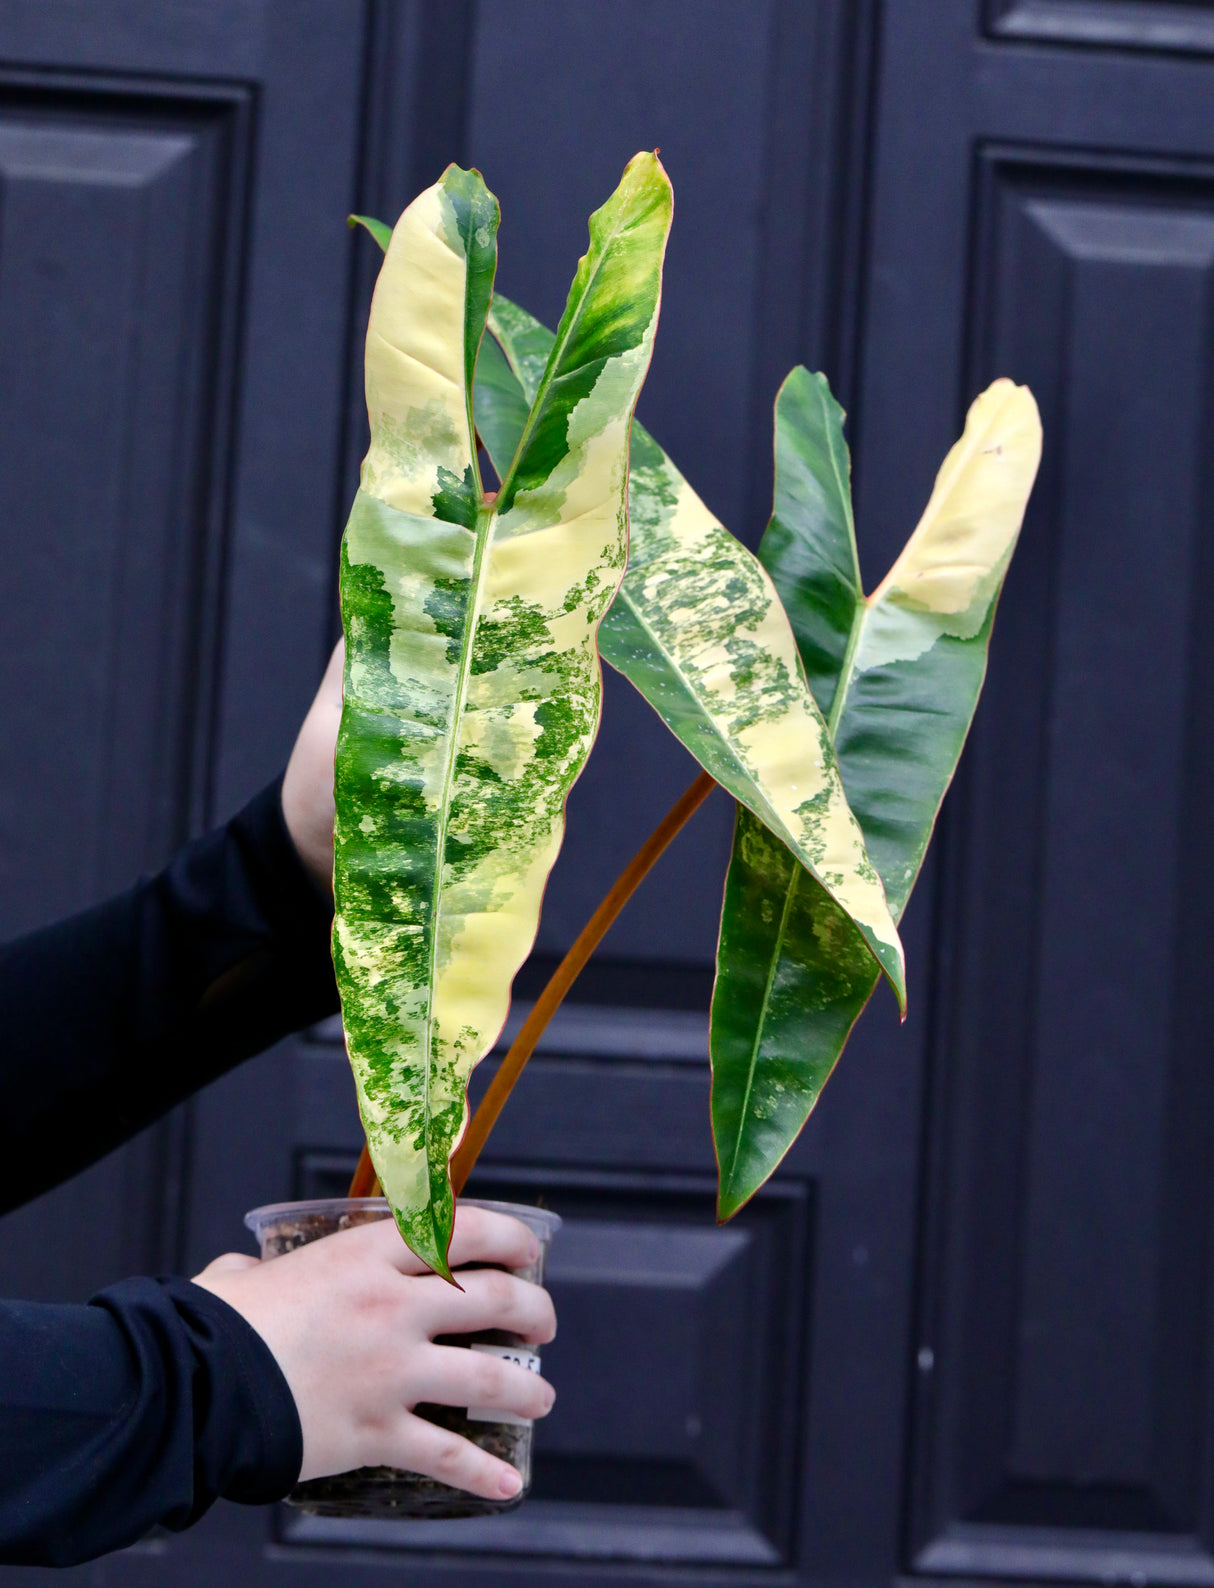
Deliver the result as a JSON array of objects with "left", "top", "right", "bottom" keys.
[
  {"left": 334, "top": 156, "right": 673, "bottom": 1275},
  {"left": 711, "top": 372, "right": 1042, "bottom": 1218},
  {"left": 478, "top": 296, "right": 906, "bottom": 1008}
]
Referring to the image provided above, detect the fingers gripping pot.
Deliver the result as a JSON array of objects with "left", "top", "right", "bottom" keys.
[{"left": 243, "top": 1196, "right": 561, "bottom": 1519}]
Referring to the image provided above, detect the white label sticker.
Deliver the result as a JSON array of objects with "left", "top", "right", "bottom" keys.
[{"left": 466, "top": 1342, "right": 542, "bottom": 1426}]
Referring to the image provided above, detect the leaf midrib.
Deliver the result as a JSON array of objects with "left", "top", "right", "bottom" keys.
[
  {"left": 417, "top": 210, "right": 499, "bottom": 1244},
  {"left": 417, "top": 496, "right": 495, "bottom": 1238},
  {"left": 720, "top": 857, "right": 801, "bottom": 1193},
  {"left": 815, "top": 380, "right": 865, "bottom": 742}
]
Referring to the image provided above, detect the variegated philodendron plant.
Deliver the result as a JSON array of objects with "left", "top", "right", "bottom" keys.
[{"left": 338, "top": 155, "right": 1042, "bottom": 1276}]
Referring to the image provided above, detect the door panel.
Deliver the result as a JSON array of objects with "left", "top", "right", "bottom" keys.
[
  {"left": 860, "top": 6, "right": 1214, "bottom": 1584},
  {"left": 914, "top": 153, "right": 1214, "bottom": 1576},
  {"left": 988, "top": 1, "right": 1214, "bottom": 53},
  {"left": 0, "top": 87, "right": 249, "bottom": 936}
]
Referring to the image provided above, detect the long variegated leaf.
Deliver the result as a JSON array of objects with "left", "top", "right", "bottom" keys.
[
  {"left": 334, "top": 155, "right": 673, "bottom": 1276},
  {"left": 712, "top": 370, "right": 1042, "bottom": 1218},
  {"left": 476, "top": 294, "right": 906, "bottom": 1009},
  {"left": 345, "top": 249, "right": 907, "bottom": 1011}
]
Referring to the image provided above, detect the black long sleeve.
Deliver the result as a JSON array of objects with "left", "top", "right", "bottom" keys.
[
  {"left": 0, "top": 778, "right": 335, "bottom": 1563},
  {"left": 0, "top": 1278, "right": 301, "bottom": 1565},
  {"left": 0, "top": 774, "right": 338, "bottom": 1210}
]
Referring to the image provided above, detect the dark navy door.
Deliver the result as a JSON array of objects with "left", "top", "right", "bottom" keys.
[{"left": 2, "top": 3, "right": 1213, "bottom": 1585}]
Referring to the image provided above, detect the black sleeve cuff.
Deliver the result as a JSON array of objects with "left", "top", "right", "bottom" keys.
[
  {"left": 160, "top": 1278, "right": 304, "bottom": 1508},
  {"left": 0, "top": 1278, "right": 302, "bottom": 1568}
]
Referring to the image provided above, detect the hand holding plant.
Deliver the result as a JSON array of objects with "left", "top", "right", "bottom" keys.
[{"left": 195, "top": 1205, "right": 555, "bottom": 1498}]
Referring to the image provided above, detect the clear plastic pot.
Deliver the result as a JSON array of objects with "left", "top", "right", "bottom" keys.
[{"left": 243, "top": 1195, "right": 560, "bottom": 1519}]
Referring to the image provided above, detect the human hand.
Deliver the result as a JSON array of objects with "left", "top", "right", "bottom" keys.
[
  {"left": 281, "top": 638, "right": 343, "bottom": 893},
  {"left": 193, "top": 1205, "right": 556, "bottom": 1498}
]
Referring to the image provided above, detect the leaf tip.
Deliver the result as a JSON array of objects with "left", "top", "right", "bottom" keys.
[
  {"left": 877, "top": 934, "right": 908, "bottom": 1019},
  {"left": 715, "top": 1172, "right": 758, "bottom": 1225},
  {"left": 394, "top": 1205, "right": 456, "bottom": 1284},
  {"left": 620, "top": 148, "right": 673, "bottom": 202},
  {"left": 348, "top": 212, "right": 392, "bottom": 253}
]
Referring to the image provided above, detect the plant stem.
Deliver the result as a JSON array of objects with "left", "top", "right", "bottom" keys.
[
  {"left": 449, "top": 769, "right": 716, "bottom": 1195},
  {"left": 347, "top": 1143, "right": 379, "bottom": 1198}
]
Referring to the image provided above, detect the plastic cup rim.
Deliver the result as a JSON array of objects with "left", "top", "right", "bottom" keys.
[{"left": 243, "top": 1194, "right": 562, "bottom": 1242}]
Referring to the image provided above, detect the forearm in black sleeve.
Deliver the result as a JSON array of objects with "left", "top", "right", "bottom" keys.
[
  {"left": 0, "top": 1276, "right": 302, "bottom": 1566},
  {"left": 0, "top": 775, "right": 338, "bottom": 1213}
]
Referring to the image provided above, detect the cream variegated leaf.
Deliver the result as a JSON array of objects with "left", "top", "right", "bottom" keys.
[
  {"left": 478, "top": 296, "right": 907, "bottom": 1007},
  {"left": 334, "top": 156, "right": 673, "bottom": 1276},
  {"left": 711, "top": 371, "right": 1043, "bottom": 1218}
]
